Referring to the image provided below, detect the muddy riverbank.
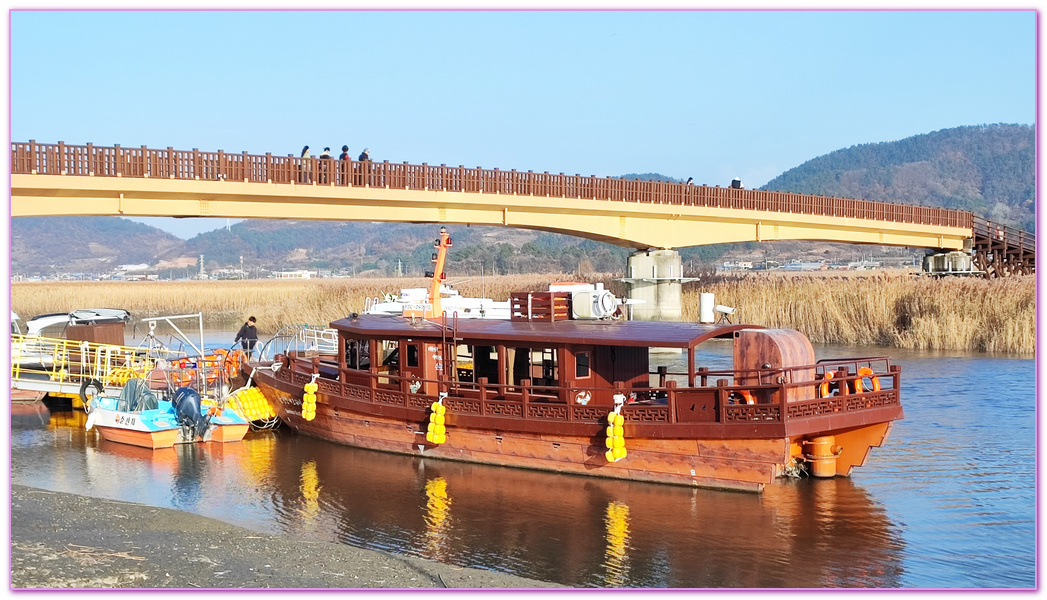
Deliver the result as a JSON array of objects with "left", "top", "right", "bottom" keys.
[{"left": 10, "top": 485, "right": 560, "bottom": 589}]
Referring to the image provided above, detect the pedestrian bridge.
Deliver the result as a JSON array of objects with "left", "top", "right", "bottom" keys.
[{"left": 10, "top": 141, "right": 1034, "bottom": 276}]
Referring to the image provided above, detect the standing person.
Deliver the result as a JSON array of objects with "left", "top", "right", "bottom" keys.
[
  {"left": 235, "top": 316, "right": 259, "bottom": 359},
  {"left": 357, "top": 148, "right": 372, "bottom": 186},
  {"left": 299, "top": 146, "right": 311, "bottom": 183},
  {"left": 338, "top": 145, "right": 350, "bottom": 184},
  {"left": 318, "top": 147, "right": 332, "bottom": 183}
]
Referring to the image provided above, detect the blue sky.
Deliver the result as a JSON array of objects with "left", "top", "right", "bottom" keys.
[{"left": 9, "top": 8, "right": 1037, "bottom": 238}]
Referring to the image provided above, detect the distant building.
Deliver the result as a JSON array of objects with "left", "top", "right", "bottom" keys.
[
  {"left": 118, "top": 263, "right": 150, "bottom": 272},
  {"left": 271, "top": 270, "right": 315, "bottom": 279}
]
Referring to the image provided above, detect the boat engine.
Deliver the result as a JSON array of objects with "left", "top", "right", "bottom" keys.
[{"left": 172, "top": 387, "right": 211, "bottom": 439}]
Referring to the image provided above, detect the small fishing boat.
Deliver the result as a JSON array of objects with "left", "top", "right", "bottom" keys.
[
  {"left": 250, "top": 289, "right": 903, "bottom": 493},
  {"left": 83, "top": 378, "right": 250, "bottom": 449}
]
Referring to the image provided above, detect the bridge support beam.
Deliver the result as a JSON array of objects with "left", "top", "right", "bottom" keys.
[{"left": 622, "top": 250, "right": 685, "bottom": 321}]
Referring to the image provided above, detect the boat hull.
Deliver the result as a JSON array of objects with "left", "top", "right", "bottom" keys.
[
  {"left": 254, "top": 373, "right": 895, "bottom": 493},
  {"left": 86, "top": 403, "right": 250, "bottom": 450}
]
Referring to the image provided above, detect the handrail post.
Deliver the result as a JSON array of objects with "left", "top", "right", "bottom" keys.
[
  {"left": 717, "top": 379, "right": 728, "bottom": 423},
  {"left": 666, "top": 380, "right": 677, "bottom": 423}
]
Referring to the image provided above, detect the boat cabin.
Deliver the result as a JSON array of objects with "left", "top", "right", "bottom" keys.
[{"left": 327, "top": 311, "right": 820, "bottom": 410}]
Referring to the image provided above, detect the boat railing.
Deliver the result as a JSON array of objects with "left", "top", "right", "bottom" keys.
[
  {"left": 281, "top": 353, "right": 900, "bottom": 427},
  {"left": 11, "top": 333, "right": 186, "bottom": 389},
  {"left": 259, "top": 324, "right": 338, "bottom": 361}
]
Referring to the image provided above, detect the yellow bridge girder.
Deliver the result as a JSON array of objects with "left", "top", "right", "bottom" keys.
[{"left": 11, "top": 173, "right": 970, "bottom": 251}]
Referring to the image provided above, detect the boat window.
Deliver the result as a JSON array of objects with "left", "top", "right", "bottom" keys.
[
  {"left": 406, "top": 343, "right": 419, "bottom": 368},
  {"left": 576, "top": 351, "right": 590, "bottom": 379},
  {"left": 455, "top": 345, "right": 474, "bottom": 382},
  {"left": 474, "top": 345, "right": 499, "bottom": 384},
  {"left": 345, "top": 338, "right": 369, "bottom": 369},
  {"left": 381, "top": 340, "right": 400, "bottom": 370}
]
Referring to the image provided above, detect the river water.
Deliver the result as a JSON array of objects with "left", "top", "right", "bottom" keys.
[{"left": 9, "top": 337, "right": 1035, "bottom": 589}]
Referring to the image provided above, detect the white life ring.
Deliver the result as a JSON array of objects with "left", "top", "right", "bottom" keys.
[{"left": 575, "top": 391, "right": 592, "bottom": 405}]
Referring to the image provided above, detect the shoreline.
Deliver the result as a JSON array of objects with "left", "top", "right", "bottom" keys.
[{"left": 10, "top": 484, "right": 561, "bottom": 590}]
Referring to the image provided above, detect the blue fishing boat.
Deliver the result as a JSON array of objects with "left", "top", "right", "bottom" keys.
[{"left": 83, "top": 379, "right": 249, "bottom": 449}]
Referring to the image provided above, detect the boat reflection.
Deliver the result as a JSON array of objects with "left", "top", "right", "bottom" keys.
[{"left": 259, "top": 434, "right": 904, "bottom": 588}]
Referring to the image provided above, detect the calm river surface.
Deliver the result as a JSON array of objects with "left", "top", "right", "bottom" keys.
[{"left": 9, "top": 336, "right": 1035, "bottom": 589}]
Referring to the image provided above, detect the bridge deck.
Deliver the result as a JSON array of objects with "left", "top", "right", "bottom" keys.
[{"left": 10, "top": 141, "right": 1034, "bottom": 275}]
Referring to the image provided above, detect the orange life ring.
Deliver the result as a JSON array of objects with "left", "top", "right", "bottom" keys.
[
  {"left": 819, "top": 371, "right": 849, "bottom": 397},
  {"left": 854, "top": 367, "right": 881, "bottom": 393},
  {"left": 729, "top": 390, "right": 755, "bottom": 404},
  {"left": 819, "top": 371, "right": 834, "bottom": 398}
]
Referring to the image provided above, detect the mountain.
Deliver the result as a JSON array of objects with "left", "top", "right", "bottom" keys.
[
  {"left": 9, "top": 124, "right": 1034, "bottom": 277},
  {"left": 10, "top": 216, "right": 184, "bottom": 276},
  {"left": 762, "top": 124, "right": 1035, "bottom": 232}
]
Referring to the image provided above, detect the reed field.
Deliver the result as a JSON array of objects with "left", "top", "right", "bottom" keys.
[{"left": 11, "top": 272, "right": 1035, "bottom": 355}]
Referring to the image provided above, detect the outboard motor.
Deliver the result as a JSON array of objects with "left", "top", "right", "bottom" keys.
[{"left": 172, "top": 387, "right": 210, "bottom": 440}]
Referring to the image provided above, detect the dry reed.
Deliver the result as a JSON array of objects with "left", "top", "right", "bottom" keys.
[{"left": 11, "top": 272, "right": 1034, "bottom": 355}]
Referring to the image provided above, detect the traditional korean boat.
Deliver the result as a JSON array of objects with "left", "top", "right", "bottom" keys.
[{"left": 250, "top": 290, "right": 903, "bottom": 492}]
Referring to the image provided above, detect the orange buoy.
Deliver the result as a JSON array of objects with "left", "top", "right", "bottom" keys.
[{"left": 803, "top": 435, "right": 839, "bottom": 478}]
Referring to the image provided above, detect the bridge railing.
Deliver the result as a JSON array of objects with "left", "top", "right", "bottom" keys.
[
  {"left": 12, "top": 140, "right": 973, "bottom": 229},
  {"left": 972, "top": 216, "right": 1035, "bottom": 252}
]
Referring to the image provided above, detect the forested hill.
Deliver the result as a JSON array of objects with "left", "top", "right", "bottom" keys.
[{"left": 762, "top": 124, "right": 1034, "bottom": 232}]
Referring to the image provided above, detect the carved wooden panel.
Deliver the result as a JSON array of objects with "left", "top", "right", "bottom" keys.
[
  {"left": 724, "top": 405, "right": 780, "bottom": 422},
  {"left": 624, "top": 406, "right": 671, "bottom": 423},
  {"left": 485, "top": 401, "right": 523, "bottom": 417},
  {"left": 528, "top": 404, "right": 568, "bottom": 420},
  {"left": 374, "top": 390, "right": 406, "bottom": 406},
  {"left": 445, "top": 397, "right": 482, "bottom": 414}
]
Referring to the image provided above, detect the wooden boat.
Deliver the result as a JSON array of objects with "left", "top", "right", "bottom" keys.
[{"left": 251, "top": 294, "right": 903, "bottom": 493}]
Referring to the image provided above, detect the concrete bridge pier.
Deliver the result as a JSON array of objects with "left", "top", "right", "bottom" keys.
[{"left": 620, "top": 250, "right": 698, "bottom": 321}]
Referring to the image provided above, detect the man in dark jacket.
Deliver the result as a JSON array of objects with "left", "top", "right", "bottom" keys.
[{"left": 235, "top": 316, "right": 258, "bottom": 358}]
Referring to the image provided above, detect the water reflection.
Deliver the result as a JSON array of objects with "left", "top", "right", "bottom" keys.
[
  {"left": 602, "top": 501, "right": 630, "bottom": 587},
  {"left": 423, "top": 477, "right": 452, "bottom": 561}
]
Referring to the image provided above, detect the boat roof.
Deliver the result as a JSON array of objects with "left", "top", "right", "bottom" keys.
[{"left": 331, "top": 314, "right": 760, "bottom": 349}]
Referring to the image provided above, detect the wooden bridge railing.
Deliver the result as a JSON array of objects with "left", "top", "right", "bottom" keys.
[
  {"left": 972, "top": 216, "right": 1035, "bottom": 252},
  {"left": 12, "top": 140, "right": 974, "bottom": 229}
]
